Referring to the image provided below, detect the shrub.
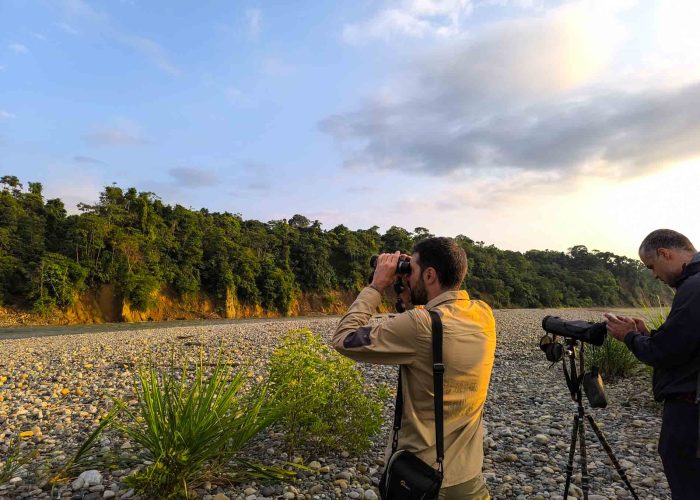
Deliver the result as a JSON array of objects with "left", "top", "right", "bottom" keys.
[
  {"left": 268, "top": 329, "right": 384, "bottom": 453},
  {"left": 31, "top": 252, "right": 87, "bottom": 312},
  {"left": 585, "top": 335, "right": 640, "bottom": 380},
  {"left": 112, "top": 350, "right": 291, "bottom": 499},
  {"left": 122, "top": 270, "right": 160, "bottom": 311},
  {"left": 639, "top": 295, "right": 670, "bottom": 330}
]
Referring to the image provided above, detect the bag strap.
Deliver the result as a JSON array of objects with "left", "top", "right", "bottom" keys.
[{"left": 389, "top": 309, "right": 445, "bottom": 470}]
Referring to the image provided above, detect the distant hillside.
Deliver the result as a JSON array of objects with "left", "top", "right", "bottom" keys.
[{"left": 0, "top": 175, "right": 672, "bottom": 323}]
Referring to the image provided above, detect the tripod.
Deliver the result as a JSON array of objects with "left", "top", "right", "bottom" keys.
[{"left": 561, "top": 339, "right": 640, "bottom": 500}]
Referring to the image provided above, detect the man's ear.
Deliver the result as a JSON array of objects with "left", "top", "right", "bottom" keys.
[
  {"left": 657, "top": 248, "right": 672, "bottom": 260},
  {"left": 424, "top": 267, "right": 438, "bottom": 285}
]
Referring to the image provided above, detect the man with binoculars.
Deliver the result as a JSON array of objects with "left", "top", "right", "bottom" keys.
[{"left": 333, "top": 237, "right": 496, "bottom": 499}]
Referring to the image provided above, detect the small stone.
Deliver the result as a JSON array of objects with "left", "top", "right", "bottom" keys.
[
  {"left": 244, "top": 487, "right": 257, "bottom": 495},
  {"left": 534, "top": 434, "right": 549, "bottom": 444},
  {"left": 102, "top": 492, "right": 115, "bottom": 499},
  {"left": 309, "top": 460, "right": 322, "bottom": 470},
  {"left": 213, "top": 494, "right": 230, "bottom": 500},
  {"left": 364, "top": 490, "right": 378, "bottom": 500},
  {"left": 641, "top": 477, "right": 655, "bottom": 487}
]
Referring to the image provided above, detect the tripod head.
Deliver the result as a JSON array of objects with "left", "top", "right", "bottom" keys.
[{"left": 542, "top": 335, "right": 608, "bottom": 409}]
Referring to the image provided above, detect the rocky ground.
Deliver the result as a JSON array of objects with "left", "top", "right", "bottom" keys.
[{"left": 0, "top": 309, "right": 669, "bottom": 499}]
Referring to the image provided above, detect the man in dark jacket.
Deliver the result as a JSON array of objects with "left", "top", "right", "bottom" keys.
[{"left": 605, "top": 229, "right": 700, "bottom": 499}]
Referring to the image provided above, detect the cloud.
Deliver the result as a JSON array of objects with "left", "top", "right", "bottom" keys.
[
  {"left": 0, "top": 110, "right": 16, "bottom": 119},
  {"left": 115, "top": 33, "right": 181, "bottom": 76},
  {"left": 56, "top": 0, "right": 180, "bottom": 75},
  {"left": 83, "top": 124, "right": 148, "bottom": 145},
  {"left": 55, "top": 22, "right": 79, "bottom": 35},
  {"left": 9, "top": 43, "right": 28, "bottom": 53},
  {"left": 246, "top": 9, "right": 262, "bottom": 39},
  {"left": 323, "top": 3, "right": 700, "bottom": 181},
  {"left": 74, "top": 155, "right": 105, "bottom": 164},
  {"left": 169, "top": 167, "right": 219, "bottom": 188},
  {"left": 343, "top": 0, "right": 473, "bottom": 44}
]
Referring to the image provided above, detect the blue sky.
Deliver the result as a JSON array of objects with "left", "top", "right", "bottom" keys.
[{"left": 2, "top": 0, "right": 700, "bottom": 258}]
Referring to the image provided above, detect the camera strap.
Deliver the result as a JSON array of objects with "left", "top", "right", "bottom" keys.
[{"left": 390, "top": 309, "right": 445, "bottom": 471}]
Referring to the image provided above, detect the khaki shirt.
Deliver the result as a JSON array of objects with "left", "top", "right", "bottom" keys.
[{"left": 332, "top": 287, "right": 496, "bottom": 487}]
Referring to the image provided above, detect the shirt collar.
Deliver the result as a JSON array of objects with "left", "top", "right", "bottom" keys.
[
  {"left": 425, "top": 289, "right": 470, "bottom": 309},
  {"left": 691, "top": 252, "right": 700, "bottom": 264}
]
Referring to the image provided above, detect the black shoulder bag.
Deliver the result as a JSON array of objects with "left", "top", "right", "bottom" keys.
[{"left": 379, "top": 309, "right": 444, "bottom": 499}]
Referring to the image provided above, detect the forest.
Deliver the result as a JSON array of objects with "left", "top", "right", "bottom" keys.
[{"left": 0, "top": 175, "right": 671, "bottom": 316}]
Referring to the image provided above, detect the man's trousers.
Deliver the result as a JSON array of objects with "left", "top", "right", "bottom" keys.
[{"left": 658, "top": 398, "right": 700, "bottom": 499}]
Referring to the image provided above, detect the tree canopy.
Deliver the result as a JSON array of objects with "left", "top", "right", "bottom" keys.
[{"left": 0, "top": 177, "right": 672, "bottom": 314}]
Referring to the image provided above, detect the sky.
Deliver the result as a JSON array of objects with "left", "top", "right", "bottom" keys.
[{"left": 1, "top": 0, "right": 699, "bottom": 259}]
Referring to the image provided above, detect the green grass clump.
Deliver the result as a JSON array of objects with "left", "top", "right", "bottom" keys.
[
  {"left": 112, "top": 350, "right": 291, "bottom": 499},
  {"left": 639, "top": 295, "right": 670, "bottom": 330},
  {"left": 586, "top": 335, "right": 640, "bottom": 380},
  {"left": 0, "top": 438, "right": 34, "bottom": 484},
  {"left": 268, "top": 329, "right": 385, "bottom": 454}
]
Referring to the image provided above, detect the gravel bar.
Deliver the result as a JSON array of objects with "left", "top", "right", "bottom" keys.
[{"left": 0, "top": 309, "right": 669, "bottom": 499}]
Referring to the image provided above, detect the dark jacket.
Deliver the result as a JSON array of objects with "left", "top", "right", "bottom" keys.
[{"left": 624, "top": 259, "right": 700, "bottom": 401}]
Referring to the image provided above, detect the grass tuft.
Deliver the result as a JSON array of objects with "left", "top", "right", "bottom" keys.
[{"left": 112, "top": 349, "right": 289, "bottom": 499}]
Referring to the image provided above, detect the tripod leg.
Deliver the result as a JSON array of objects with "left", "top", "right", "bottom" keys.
[
  {"left": 578, "top": 413, "right": 589, "bottom": 500},
  {"left": 564, "top": 415, "right": 579, "bottom": 499},
  {"left": 586, "top": 415, "right": 640, "bottom": 500}
]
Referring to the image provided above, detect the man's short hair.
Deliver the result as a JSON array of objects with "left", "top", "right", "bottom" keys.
[
  {"left": 639, "top": 229, "right": 696, "bottom": 257},
  {"left": 412, "top": 237, "right": 468, "bottom": 290}
]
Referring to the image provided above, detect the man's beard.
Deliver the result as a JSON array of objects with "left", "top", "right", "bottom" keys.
[{"left": 410, "top": 277, "right": 428, "bottom": 306}]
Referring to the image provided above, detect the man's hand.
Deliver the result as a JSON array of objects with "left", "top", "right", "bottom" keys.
[
  {"left": 370, "top": 252, "right": 400, "bottom": 294},
  {"left": 631, "top": 317, "right": 650, "bottom": 335},
  {"left": 604, "top": 313, "right": 638, "bottom": 341}
]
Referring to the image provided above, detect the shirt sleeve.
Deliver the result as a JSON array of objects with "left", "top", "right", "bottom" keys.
[
  {"left": 332, "top": 286, "right": 418, "bottom": 365},
  {"left": 624, "top": 284, "right": 700, "bottom": 368}
]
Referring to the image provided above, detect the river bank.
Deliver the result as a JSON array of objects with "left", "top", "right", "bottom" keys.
[{"left": 0, "top": 309, "right": 667, "bottom": 499}]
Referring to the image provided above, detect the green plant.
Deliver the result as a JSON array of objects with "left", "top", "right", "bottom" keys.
[
  {"left": 31, "top": 252, "right": 87, "bottom": 313},
  {"left": 0, "top": 437, "right": 34, "bottom": 484},
  {"left": 49, "top": 408, "right": 119, "bottom": 485},
  {"left": 639, "top": 294, "right": 671, "bottom": 330},
  {"left": 122, "top": 271, "right": 160, "bottom": 311},
  {"left": 112, "top": 350, "right": 290, "bottom": 499},
  {"left": 268, "top": 328, "right": 384, "bottom": 453},
  {"left": 585, "top": 335, "right": 640, "bottom": 380}
]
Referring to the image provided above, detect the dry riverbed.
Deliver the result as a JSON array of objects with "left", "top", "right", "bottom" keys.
[{"left": 0, "top": 309, "right": 668, "bottom": 499}]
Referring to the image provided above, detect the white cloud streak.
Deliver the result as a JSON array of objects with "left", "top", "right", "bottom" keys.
[
  {"left": 57, "top": 0, "right": 180, "bottom": 75},
  {"left": 343, "top": 0, "right": 473, "bottom": 44},
  {"left": 9, "top": 43, "right": 28, "bottom": 53},
  {"left": 246, "top": 9, "right": 262, "bottom": 39}
]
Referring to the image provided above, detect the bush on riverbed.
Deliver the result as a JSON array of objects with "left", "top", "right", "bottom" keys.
[
  {"left": 268, "top": 329, "right": 385, "bottom": 453},
  {"left": 111, "top": 351, "right": 292, "bottom": 499}
]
